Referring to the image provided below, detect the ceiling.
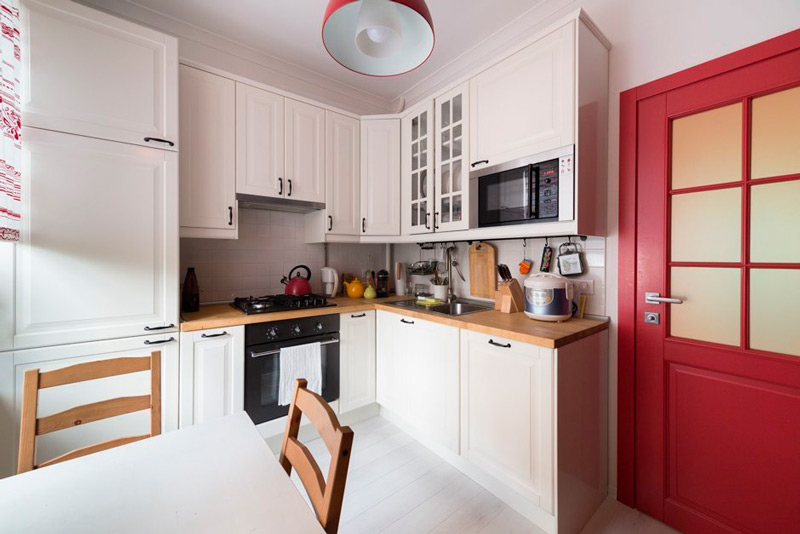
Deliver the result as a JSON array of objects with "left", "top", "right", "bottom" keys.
[{"left": 120, "top": 0, "right": 549, "bottom": 101}]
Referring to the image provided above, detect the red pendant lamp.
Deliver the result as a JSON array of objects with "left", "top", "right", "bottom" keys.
[{"left": 322, "top": 0, "right": 434, "bottom": 77}]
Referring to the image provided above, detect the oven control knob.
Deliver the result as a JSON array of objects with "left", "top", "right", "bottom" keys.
[
  {"left": 291, "top": 324, "right": 302, "bottom": 336},
  {"left": 266, "top": 326, "right": 279, "bottom": 339},
  {"left": 315, "top": 321, "right": 324, "bottom": 331}
]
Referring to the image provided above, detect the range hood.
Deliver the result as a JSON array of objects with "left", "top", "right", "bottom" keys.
[{"left": 236, "top": 193, "right": 325, "bottom": 214}]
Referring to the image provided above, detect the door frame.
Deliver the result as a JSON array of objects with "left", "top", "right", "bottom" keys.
[{"left": 617, "top": 28, "right": 800, "bottom": 508}]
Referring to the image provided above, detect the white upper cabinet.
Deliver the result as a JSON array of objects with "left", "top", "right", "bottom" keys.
[
  {"left": 325, "top": 112, "right": 360, "bottom": 236},
  {"left": 401, "top": 101, "right": 435, "bottom": 235},
  {"left": 361, "top": 119, "right": 401, "bottom": 236},
  {"left": 21, "top": 0, "right": 178, "bottom": 149},
  {"left": 179, "top": 66, "right": 237, "bottom": 239},
  {"left": 15, "top": 128, "right": 178, "bottom": 349},
  {"left": 435, "top": 83, "right": 470, "bottom": 232},
  {"left": 236, "top": 83, "right": 285, "bottom": 199},
  {"left": 470, "top": 22, "right": 575, "bottom": 171},
  {"left": 285, "top": 99, "right": 325, "bottom": 204}
]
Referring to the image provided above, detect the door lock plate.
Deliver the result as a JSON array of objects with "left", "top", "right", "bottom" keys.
[{"left": 644, "top": 312, "right": 660, "bottom": 325}]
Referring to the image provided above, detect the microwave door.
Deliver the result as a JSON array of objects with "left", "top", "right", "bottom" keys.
[{"left": 478, "top": 167, "right": 531, "bottom": 226}]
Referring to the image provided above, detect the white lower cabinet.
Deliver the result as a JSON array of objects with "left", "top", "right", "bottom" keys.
[
  {"left": 1, "top": 334, "right": 179, "bottom": 478},
  {"left": 460, "top": 330, "right": 554, "bottom": 513},
  {"left": 178, "top": 327, "right": 244, "bottom": 428},
  {"left": 339, "top": 311, "right": 376, "bottom": 413},
  {"left": 376, "top": 311, "right": 459, "bottom": 453}
]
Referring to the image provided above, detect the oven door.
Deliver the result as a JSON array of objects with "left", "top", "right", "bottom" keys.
[
  {"left": 478, "top": 164, "right": 536, "bottom": 227},
  {"left": 244, "top": 333, "right": 340, "bottom": 425}
]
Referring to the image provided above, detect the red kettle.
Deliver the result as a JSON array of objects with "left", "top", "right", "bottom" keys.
[{"left": 281, "top": 265, "right": 312, "bottom": 295}]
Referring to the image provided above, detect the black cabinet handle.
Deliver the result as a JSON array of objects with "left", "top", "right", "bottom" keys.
[
  {"left": 434, "top": 212, "right": 440, "bottom": 230},
  {"left": 201, "top": 331, "right": 228, "bottom": 338},
  {"left": 278, "top": 178, "right": 283, "bottom": 196},
  {"left": 144, "top": 324, "right": 175, "bottom": 331},
  {"left": 143, "top": 137, "right": 175, "bottom": 147},
  {"left": 328, "top": 215, "right": 333, "bottom": 232},
  {"left": 424, "top": 212, "right": 430, "bottom": 230},
  {"left": 488, "top": 339, "right": 511, "bottom": 348},
  {"left": 400, "top": 318, "right": 415, "bottom": 325},
  {"left": 287, "top": 179, "right": 293, "bottom": 197},
  {"left": 351, "top": 313, "right": 367, "bottom": 318},
  {"left": 144, "top": 337, "right": 176, "bottom": 345},
  {"left": 362, "top": 218, "right": 366, "bottom": 233},
  {"left": 228, "top": 206, "right": 233, "bottom": 226},
  {"left": 471, "top": 159, "right": 489, "bottom": 168}
]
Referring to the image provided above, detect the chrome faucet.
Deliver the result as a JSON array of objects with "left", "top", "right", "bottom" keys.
[{"left": 445, "top": 245, "right": 466, "bottom": 303}]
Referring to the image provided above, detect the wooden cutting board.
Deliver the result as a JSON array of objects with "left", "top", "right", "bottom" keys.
[{"left": 469, "top": 243, "right": 497, "bottom": 298}]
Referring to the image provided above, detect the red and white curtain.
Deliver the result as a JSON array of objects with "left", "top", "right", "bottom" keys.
[{"left": 0, "top": 0, "right": 20, "bottom": 242}]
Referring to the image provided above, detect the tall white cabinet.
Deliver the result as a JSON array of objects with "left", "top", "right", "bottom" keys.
[{"left": 324, "top": 112, "right": 361, "bottom": 237}]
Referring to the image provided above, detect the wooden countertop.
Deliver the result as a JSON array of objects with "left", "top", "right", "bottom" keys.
[{"left": 181, "top": 295, "right": 607, "bottom": 349}]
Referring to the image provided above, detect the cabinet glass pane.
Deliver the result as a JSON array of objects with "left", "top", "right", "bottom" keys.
[
  {"left": 751, "top": 180, "right": 800, "bottom": 263},
  {"left": 671, "top": 103, "right": 742, "bottom": 190},
  {"left": 751, "top": 86, "right": 800, "bottom": 179},
  {"left": 420, "top": 111, "right": 427, "bottom": 136},
  {"left": 671, "top": 188, "right": 741, "bottom": 262},
  {"left": 750, "top": 269, "right": 800, "bottom": 356},
  {"left": 412, "top": 117, "right": 418, "bottom": 141},
  {"left": 420, "top": 170, "right": 427, "bottom": 198},
  {"left": 453, "top": 138, "right": 462, "bottom": 158},
  {"left": 453, "top": 95, "right": 462, "bottom": 123},
  {"left": 411, "top": 202, "right": 418, "bottom": 226},
  {"left": 442, "top": 142, "right": 450, "bottom": 161},
  {"left": 454, "top": 124, "right": 461, "bottom": 139},
  {"left": 412, "top": 141, "right": 418, "bottom": 156},
  {"left": 420, "top": 138, "right": 427, "bottom": 153},
  {"left": 441, "top": 163, "right": 450, "bottom": 194},
  {"left": 442, "top": 197, "right": 451, "bottom": 223},
  {"left": 453, "top": 161, "right": 462, "bottom": 192},
  {"left": 420, "top": 149, "right": 427, "bottom": 168},
  {"left": 412, "top": 154, "right": 418, "bottom": 171},
  {"left": 420, "top": 201, "right": 427, "bottom": 226},
  {"left": 453, "top": 194, "right": 462, "bottom": 221},
  {"left": 411, "top": 172, "right": 418, "bottom": 201},
  {"left": 441, "top": 102, "right": 450, "bottom": 128},
  {"left": 442, "top": 129, "right": 450, "bottom": 144},
  {"left": 670, "top": 267, "right": 740, "bottom": 346}
]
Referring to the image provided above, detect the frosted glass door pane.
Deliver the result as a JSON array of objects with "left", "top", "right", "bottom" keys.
[
  {"left": 751, "top": 180, "right": 800, "bottom": 263},
  {"left": 670, "top": 267, "right": 740, "bottom": 346},
  {"left": 671, "top": 188, "right": 741, "bottom": 262},
  {"left": 750, "top": 269, "right": 800, "bottom": 356},
  {"left": 671, "top": 103, "right": 742, "bottom": 189},
  {"left": 751, "top": 86, "right": 800, "bottom": 179}
]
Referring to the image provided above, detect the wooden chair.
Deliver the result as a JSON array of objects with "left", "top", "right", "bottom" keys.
[
  {"left": 279, "top": 379, "right": 354, "bottom": 534},
  {"left": 17, "top": 351, "right": 162, "bottom": 474}
]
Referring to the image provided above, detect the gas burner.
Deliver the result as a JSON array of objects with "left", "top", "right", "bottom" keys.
[{"left": 231, "top": 294, "right": 336, "bottom": 315}]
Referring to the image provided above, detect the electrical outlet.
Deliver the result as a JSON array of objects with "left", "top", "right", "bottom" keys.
[{"left": 577, "top": 280, "right": 595, "bottom": 295}]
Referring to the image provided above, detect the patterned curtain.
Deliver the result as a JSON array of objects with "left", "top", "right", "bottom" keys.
[{"left": 0, "top": 0, "right": 20, "bottom": 242}]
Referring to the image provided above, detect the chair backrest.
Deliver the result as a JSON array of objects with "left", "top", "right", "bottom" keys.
[
  {"left": 279, "top": 379, "right": 354, "bottom": 534},
  {"left": 17, "top": 351, "right": 162, "bottom": 474}
]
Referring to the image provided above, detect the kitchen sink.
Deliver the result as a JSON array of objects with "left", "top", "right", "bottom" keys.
[{"left": 389, "top": 299, "right": 492, "bottom": 317}]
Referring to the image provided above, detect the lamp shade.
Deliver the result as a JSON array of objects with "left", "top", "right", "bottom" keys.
[{"left": 322, "top": 0, "right": 434, "bottom": 76}]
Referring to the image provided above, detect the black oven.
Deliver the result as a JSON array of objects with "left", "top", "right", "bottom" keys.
[
  {"left": 477, "top": 146, "right": 574, "bottom": 227},
  {"left": 244, "top": 314, "right": 340, "bottom": 425}
]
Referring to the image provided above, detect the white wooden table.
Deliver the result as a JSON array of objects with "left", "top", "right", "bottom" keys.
[{"left": 0, "top": 412, "right": 324, "bottom": 534}]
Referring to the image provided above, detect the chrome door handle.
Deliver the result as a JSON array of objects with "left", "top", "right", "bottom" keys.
[{"left": 645, "top": 292, "right": 683, "bottom": 305}]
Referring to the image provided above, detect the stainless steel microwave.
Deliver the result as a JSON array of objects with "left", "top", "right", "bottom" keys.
[{"left": 475, "top": 145, "right": 574, "bottom": 227}]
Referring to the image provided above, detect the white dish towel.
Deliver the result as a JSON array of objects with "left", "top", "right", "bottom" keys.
[{"left": 278, "top": 342, "right": 322, "bottom": 406}]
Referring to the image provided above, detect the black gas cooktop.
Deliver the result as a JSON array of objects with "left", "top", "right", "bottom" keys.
[{"left": 231, "top": 294, "right": 336, "bottom": 315}]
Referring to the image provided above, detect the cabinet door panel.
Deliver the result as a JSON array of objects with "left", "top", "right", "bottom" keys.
[
  {"left": 179, "top": 66, "right": 236, "bottom": 234},
  {"left": 470, "top": 22, "right": 575, "bottom": 169},
  {"left": 460, "top": 330, "right": 554, "bottom": 512},
  {"left": 402, "top": 102, "right": 435, "bottom": 235},
  {"left": 339, "top": 311, "right": 375, "bottom": 413},
  {"left": 16, "top": 128, "right": 178, "bottom": 349},
  {"left": 236, "top": 83, "right": 285, "bottom": 198},
  {"left": 10, "top": 335, "right": 179, "bottom": 474},
  {"left": 179, "top": 327, "right": 244, "bottom": 428},
  {"left": 435, "top": 84, "right": 470, "bottom": 232},
  {"left": 326, "top": 112, "right": 360, "bottom": 236},
  {"left": 361, "top": 120, "right": 400, "bottom": 235},
  {"left": 376, "top": 311, "right": 406, "bottom": 412},
  {"left": 21, "top": 0, "right": 178, "bottom": 149},
  {"left": 286, "top": 99, "right": 325, "bottom": 203}
]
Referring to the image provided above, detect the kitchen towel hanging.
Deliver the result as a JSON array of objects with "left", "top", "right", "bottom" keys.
[
  {"left": 278, "top": 342, "right": 322, "bottom": 405},
  {"left": 0, "top": 0, "right": 21, "bottom": 242}
]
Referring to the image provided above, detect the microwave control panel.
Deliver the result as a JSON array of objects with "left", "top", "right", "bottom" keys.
[{"left": 536, "top": 159, "right": 560, "bottom": 219}]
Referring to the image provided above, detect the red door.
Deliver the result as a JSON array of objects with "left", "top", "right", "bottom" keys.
[{"left": 619, "top": 31, "right": 800, "bottom": 534}]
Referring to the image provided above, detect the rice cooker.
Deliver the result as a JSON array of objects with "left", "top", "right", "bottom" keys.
[{"left": 524, "top": 273, "right": 574, "bottom": 322}]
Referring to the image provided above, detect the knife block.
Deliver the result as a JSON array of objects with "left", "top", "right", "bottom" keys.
[{"left": 494, "top": 279, "right": 525, "bottom": 313}]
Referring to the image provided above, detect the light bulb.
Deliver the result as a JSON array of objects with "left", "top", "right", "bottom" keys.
[{"left": 366, "top": 26, "right": 391, "bottom": 43}]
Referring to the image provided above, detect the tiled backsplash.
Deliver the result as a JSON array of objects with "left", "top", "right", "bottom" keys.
[
  {"left": 393, "top": 236, "right": 607, "bottom": 316},
  {"left": 180, "top": 209, "right": 386, "bottom": 303}
]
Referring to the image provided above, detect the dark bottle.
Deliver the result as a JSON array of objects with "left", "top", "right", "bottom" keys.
[
  {"left": 181, "top": 267, "right": 200, "bottom": 313},
  {"left": 376, "top": 269, "right": 390, "bottom": 298}
]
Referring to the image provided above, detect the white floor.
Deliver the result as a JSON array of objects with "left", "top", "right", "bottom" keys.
[{"left": 285, "top": 415, "right": 679, "bottom": 534}]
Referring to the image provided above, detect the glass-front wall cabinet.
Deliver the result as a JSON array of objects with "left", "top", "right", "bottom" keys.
[
  {"left": 402, "top": 102, "right": 434, "bottom": 235},
  {"left": 435, "top": 83, "right": 469, "bottom": 232}
]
